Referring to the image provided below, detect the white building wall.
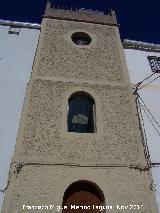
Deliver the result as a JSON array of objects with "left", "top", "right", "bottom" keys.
[
  {"left": 0, "top": 23, "right": 40, "bottom": 210},
  {"left": 124, "top": 47, "right": 160, "bottom": 212}
]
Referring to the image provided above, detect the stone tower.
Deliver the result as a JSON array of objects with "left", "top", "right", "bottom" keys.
[{"left": 2, "top": 1, "right": 158, "bottom": 212}]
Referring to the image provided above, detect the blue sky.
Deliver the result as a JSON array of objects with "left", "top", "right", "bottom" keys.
[{"left": 0, "top": 0, "right": 160, "bottom": 44}]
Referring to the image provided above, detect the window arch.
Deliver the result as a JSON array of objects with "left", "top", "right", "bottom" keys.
[
  {"left": 62, "top": 180, "right": 105, "bottom": 213},
  {"left": 67, "top": 92, "right": 96, "bottom": 133}
]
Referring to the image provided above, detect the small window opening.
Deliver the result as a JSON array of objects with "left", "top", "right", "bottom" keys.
[
  {"left": 67, "top": 92, "right": 96, "bottom": 133},
  {"left": 148, "top": 56, "right": 160, "bottom": 73},
  {"left": 8, "top": 26, "right": 21, "bottom": 35},
  {"left": 71, "top": 32, "right": 92, "bottom": 45}
]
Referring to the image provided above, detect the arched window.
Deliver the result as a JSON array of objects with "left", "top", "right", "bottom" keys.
[
  {"left": 62, "top": 180, "right": 105, "bottom": 213},
  {"left": 67, "top": 92, "right": 96, "bottom": 133}
]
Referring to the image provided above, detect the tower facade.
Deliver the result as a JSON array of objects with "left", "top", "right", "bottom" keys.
[{"left": 2, "top": 2, "right": 158, "bottom": 212}]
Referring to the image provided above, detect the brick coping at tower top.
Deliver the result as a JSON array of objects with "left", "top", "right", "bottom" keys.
[{"left": 43, "top": 1, "right": 118, "bottom": 26}]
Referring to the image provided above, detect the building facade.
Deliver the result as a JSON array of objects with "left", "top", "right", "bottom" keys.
[
  {"left": 124, "top": 39, "right": 160, "bottom": 212},
  {"left": 0, "top": 3, "right": 159, "bottom": 213},
  {"left": 0, "top": 20, "right": 40, "bottom": 211}
]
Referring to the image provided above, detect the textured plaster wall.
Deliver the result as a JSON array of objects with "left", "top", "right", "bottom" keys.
[
  {"left": 13, "top": 79, "right": 146, "bottom": 167},
  {"left": 2, "top": 166, "right": 155, "bottom": 213},
  {"left": 12, "top": 19, "right": 147, "bottom": 167},
  {"left": 2, "top": 18, "right": 158, "bottom": 212},
  {"left": 37, "top": 19, "right": 125, "bottom": 83}
]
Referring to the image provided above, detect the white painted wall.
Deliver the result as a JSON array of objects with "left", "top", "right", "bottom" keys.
[
  {"left": 0, "top": 24, "right": 40, "bottom": 210},
  {"left": 124, "top": 48, "right": 160, "bottom": 212}
]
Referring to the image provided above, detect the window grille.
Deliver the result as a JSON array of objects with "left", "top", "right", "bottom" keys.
[
  {"left": 71, "top": 32, "right": 92, "bottom": 46},
  {"left": 67, "top": 93, "right": 96, "bottom": 133},
  {"left": 8, "top": 26, "right": 21, "bottom": 35},
  {"left": 148, "top": 56, "right": 160, "bottom": 73}
]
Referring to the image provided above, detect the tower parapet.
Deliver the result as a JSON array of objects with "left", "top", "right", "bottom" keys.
[{"left": 44, "top": 1, "right": 117, "bottom": 26}]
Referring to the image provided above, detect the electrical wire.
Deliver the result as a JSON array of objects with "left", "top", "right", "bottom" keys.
[
  {"left": 0, "top": 160, "right": 152, "bottom": 193},
  {"left": 138, "top": 95, "right": 160, "bottom": 128},
  {"left": 152, "top": 163, "right": 160, "bottom": 167},
  {"left": 1, "top": 73, "right": 160, "bottom": 194},
  {"left": 135, "top": 72, "right": 156, "bottom": 89},
  {"left": 0, "top": 162, "right": 16, "bottom": 193},
  {"left": 139, "top": 101, "right": 160, "bottom": 136},
  {"left": 134, "top": 86, "right": 160, "bottom": 137},
  {"left": 138, "top": 75, "right": 160, "bottom": 90},
  {"left": 135, "top": 95, "right": 151, "bottom": 167}
]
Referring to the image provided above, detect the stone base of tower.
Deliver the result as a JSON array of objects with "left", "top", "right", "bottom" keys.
[{"left": 2, "top": 166, "right": 158, "bottom": 213}]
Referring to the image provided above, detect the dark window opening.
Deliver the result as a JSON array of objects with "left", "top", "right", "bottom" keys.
[
  {"left": 8, "top": 26, "right": 21, "bottom": 35},
  {"left": 67, "top": 92, "right": 96, "bottom": 133},
  {"left": 148, "top": 56, "right": 160, "bottom": 73},
  {"left": 71, "top": 32, "right": 92, "bottom": 45}
]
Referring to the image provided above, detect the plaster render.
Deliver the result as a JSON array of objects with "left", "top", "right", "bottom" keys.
[
  {"left": 2, "top": 7, "right": 158, "bottom": 213},
  {"left": 2, "top": 166, "right": 156, "bottom": 213},
  {"left": 12, "top": 79, "right": 147, "bottom": 168},
  {"left": 44, "top": 1, "right": 117, "bottom": 26},
  {"left": 37, "top": 19, "right": 125, "bottom": 83}
]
